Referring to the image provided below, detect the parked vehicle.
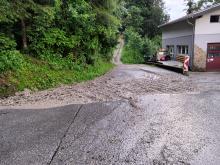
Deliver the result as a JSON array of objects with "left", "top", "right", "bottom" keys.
[{"left": 156, "top": 49, "right": 171, "bottom": 61}]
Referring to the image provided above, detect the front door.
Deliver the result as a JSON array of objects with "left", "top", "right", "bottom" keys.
[{"left": 207, "top": 43, "right": 220, "bottom": 71}]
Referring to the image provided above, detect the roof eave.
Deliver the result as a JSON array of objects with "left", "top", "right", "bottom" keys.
[{"left": 158, "top": 15, "right": 194, "bottom": 28}]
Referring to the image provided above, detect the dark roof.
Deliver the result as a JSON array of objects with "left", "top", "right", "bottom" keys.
[{"left": 159, "top": 3, "right": 220, "bottom": 28}]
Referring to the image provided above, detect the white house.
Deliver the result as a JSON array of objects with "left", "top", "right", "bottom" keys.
[{"left": 159, "top": 4, "right": 220, "bottom": 71}]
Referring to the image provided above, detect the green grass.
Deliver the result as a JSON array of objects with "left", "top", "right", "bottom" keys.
[
  {"left": 0, "top": 56, "right": 114, "bottom": 98},
  {"left": 121, "top": 46, "right": 145, "bottom": 64}
]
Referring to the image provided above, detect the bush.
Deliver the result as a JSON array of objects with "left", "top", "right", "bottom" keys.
[
  {"left": 29, "top": 28, "right": 80, "bottom": 59},
  {"left": 121, "top": 28, "right": 144, "bottom": 63},
  {"left": 0, "top": 50, "right": 25, "bottom": 73},
  {"left": 122, "top": 28, "right": 160, "bottom": 64},
  {"left": 124, "top": 28, "right": 143, "bottom": 50},
  {"left": 0, "top": 33, "right": 25, "bottom": 73},
  {"left": 142, "top": 38, "right": 158, "bottom": 59},
  {"left": 0, "top": 33, "right": 17, "bottom": 50},
  {"left": 151, "top": 35, "right": 162, "bottom": 48}
]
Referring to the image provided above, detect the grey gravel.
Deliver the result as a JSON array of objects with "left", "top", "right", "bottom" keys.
[{"left": 0, "top": 65, "right": 197, "bottom": 109}]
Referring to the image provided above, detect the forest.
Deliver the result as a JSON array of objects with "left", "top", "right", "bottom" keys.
[{"left": 0, "top": 0, "right": 168, "bottom": 96}]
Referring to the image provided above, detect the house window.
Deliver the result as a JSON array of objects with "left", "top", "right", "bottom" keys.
[
  {"left": 208, "top": 43, "right": 220, "bottom": 57},
  {"left": 166, "top": 45, "right": 174, "bottom": 57},
  {"left": 177, "top": 45, "right": 189, "bottom": 55},
  {"left": 210, "top": 15, "right": 220, "bottom": 23}
]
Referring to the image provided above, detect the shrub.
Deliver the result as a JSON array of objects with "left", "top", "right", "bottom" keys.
[
  {"left": 122, "top": 28, "right": 160, "bottom": 64},
  {"left": 0, "top": 33, "right": 17, "bottom": 50},
  {"left": 142, "top": 38, "right": 158, "bottom": 59},
  {"left": 122, "top": 28, "right": 145, "bottom": 63},
  {"left": 0, "top": 33, "right": 25, "bottom": 73},
  {"left": 29, "top": 28, "right": 80, "bottom": 59},
  {"left": 124, "top": 28, "right": 143, "bottom": 50},
  {"left": 0, "top": 50, "right": 25, "bottom": 73}
]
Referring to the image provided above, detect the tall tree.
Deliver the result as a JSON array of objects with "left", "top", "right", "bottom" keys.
[
  {"left": 124, "top": 0, "right": 169, "bottom": 38},
  {"left": 194, "top": 0, "right": 220, "bottom": 11},
  {"left": 185, "top": 0, "right": 196, "bottom": 14}
]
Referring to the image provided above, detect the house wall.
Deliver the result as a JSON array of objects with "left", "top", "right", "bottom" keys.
[
  {"left": 195, "top": 10, "right": 220, "bottom": 35},
  {"left": 162, "top": 35, "right": 193, "bottom": 58},
  {"left": 194, "top": 9, "right": 220, "bottom": 71},
  {"left": 162, "top": 21, "right": 194, "bottom": 67},
  {"left": 162, "top": 21, "right": 193, "bottom": 39}
]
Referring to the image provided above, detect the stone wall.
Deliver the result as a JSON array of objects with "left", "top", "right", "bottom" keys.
[{"left": 193, "top": 45, "right": 207, "bottom": 71}]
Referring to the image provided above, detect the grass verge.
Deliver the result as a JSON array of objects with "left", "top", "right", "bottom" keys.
[{"left": 0, "top": 56, "right": 114, "bottom": 98}]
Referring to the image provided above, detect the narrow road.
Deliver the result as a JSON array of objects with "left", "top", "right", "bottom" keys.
[
  {"left": 1, "top": 39, "right": 220, "bottom": 165},
  {"left": 1, "top": 89, "right": 220, "bottom": 165}
]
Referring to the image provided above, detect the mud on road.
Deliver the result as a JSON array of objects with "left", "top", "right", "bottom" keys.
[{"left": 0, "top": 64, "right": 197, "bottom": 109}]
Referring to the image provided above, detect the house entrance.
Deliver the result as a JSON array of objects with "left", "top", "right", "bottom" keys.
[{"left": 207, "top": 43, "right": 220, "bottom": 71}]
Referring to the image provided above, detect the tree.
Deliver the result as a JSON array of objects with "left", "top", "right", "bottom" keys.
[
  {"left": 185, "top": 0, "right": 196, "bottom": 14},
  {"left": 193, "top": 0, "right": 220, "bottom": 11},
  {"left": 123, "top": 0, "right": 169, "bottom": 38},
  {"left": 121, "top": 0, "right": 169, "bottom": 64},
  {"left": 0, "top": 0, "right": 48, "bottom": 50}
]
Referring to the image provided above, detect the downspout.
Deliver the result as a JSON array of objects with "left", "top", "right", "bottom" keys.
[{"left": 187, "top": 17, "right": 195, "bottom": 70}]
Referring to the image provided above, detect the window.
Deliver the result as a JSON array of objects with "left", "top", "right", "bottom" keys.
[
  {"left": 208, "top": 43, "right": 220, "bottom": 57},
  {"left": 210, "top": 15, "right": 220, "bottom": 23},
  {"left": 177, "top": 45, "right": 189, "bottom": 55},
  {"left": 208, "top": 43, "right": 220, "bottom": 51},
  {"left": 166, "top": 45, "right": 174, "bottom": 57}
]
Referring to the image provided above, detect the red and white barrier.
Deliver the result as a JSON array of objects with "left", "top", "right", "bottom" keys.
[{"left": 183, "top": 56, "right": 190, "bottom": 73}]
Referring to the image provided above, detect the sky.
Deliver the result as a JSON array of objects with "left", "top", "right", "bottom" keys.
[{"left": 164, "top": 0, "right": 188, "bottom": 20}]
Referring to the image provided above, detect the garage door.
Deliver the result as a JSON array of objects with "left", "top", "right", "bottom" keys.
[{"left": 207, "top": 43, "right": 220, "bottom": 71}]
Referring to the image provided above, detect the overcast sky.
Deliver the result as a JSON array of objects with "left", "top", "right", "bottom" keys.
[{"left": 164, "top": 0, "right": 187, "bottom": 20}]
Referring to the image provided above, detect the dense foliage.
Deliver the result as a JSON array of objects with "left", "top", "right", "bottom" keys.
[
  {"left": 185, "top": 0, "right": 220, "bottom": 14},
  {"left": 0, "top": 0, "right": 169, "bottom": 96},
  {"left": 0, "top": 0, "right": 119, "bottom": 96},
  {"left": 122, "top": 28, "right": 160, "bottom": 64},
  {"left": 0, "top": 0, "right": 121, "bottom": 64},
  {"left": 121, "top": 0, "right": 169, "bottom": 64}
]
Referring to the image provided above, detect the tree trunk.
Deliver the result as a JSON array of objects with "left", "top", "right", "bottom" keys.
[{"left": 21, "top": 19, "right": 27, "bottom": 50}]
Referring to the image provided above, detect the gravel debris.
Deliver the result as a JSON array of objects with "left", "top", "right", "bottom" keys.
[
  {"left": 0, "top": 64, "right": 197, "bottom": 109},
  {"left": 0, "top": 38, "right": 199, "bottom": 109}
]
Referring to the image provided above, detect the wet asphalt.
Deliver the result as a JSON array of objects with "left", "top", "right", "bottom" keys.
[{"left": 1, "top": 66, "right": 220, "bottom": 165}]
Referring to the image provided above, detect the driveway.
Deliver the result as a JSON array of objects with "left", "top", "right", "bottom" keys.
[{"left": 0, "top": 65, "right": 220, "bottom": 165}]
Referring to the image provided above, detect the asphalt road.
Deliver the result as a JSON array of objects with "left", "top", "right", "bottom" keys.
[{"left": 1, "top": 66, "right": 220, "bottom": 165}]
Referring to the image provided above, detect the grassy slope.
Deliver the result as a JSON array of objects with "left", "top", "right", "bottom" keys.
[{"left": 0, "top": 56, "right": 114, "bottom": 98}]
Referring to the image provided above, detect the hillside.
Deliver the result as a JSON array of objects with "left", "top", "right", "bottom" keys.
[{"left": 0, "top": 0, "right": 168, "bottom": 97}]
